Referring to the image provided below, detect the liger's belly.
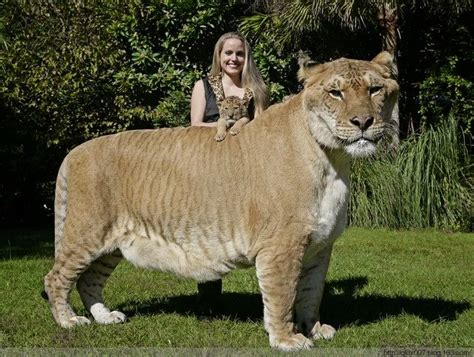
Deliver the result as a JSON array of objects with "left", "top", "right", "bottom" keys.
[{"left": 118, "top": 230, "right": 252, "bottom": 282}]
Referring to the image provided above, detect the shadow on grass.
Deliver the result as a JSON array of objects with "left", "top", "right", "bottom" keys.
[
  {"left": 118, "top": 276, "right": 470, "bottom": 328},
  {"left": 0, "top": 228, "right": 54, "bottom": 259},
  {"left": 321, "top": 277, "right": 471, "bottom": 327}
]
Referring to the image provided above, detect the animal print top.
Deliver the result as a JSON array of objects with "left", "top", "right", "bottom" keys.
[{"left": 202, "top": 73, "right": 254, "bottom": 122}]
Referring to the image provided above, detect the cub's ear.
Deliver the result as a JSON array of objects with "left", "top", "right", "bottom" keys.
[
  {"left": 371, "top": 51, "right": 397, "bottom": 78},
  {"left": 297, "top": 51, "right": 325, "bottom": 83}
]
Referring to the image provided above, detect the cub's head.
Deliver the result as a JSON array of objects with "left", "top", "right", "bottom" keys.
[
  {"left": 220, "top": 96, "right": 247, "bottom": 116},
  {"left": 298, "top": 51, "right": 399, "bottom": 157}
]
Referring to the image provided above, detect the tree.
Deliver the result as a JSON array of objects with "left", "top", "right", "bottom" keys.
[{"left": 241, "top": 0, "right": 472, "bottom": 50}]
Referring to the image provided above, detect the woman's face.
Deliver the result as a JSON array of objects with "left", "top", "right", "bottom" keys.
[{"left": 220, "top": 38, "right": 245, "bottom": 77}]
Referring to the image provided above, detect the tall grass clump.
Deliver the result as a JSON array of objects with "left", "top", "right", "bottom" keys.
[
  {"left": 350, "top": 154, "right": 405, "bottom": 228},
  {"left": 350, "top": 114, "right": 472, "bottom": 231}
]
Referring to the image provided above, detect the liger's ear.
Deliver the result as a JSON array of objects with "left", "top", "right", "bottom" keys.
[
  {"left": 297, "top": 51, "right": 325, "bottom": 83},
  {"left": 371, "top": 51, "right": 396, "bottom": 78}
]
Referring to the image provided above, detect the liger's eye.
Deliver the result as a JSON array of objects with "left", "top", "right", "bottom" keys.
[
  {"left": 328, "top": 89, "right": 343, "bottom": 99},
  {"left": 369, "top": 86, "right": 383, "bottom": 95}
]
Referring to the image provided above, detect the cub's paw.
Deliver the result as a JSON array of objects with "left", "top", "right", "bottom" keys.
[
  {"left": 95, "top": 311, "right": 127, "bottom": 325},
  {"left": 229, "top": 127, "right": 240, "bottom": 136},
  {"left": 311, "top": 321, "right": 336, "bottom": 340},
  {"left": 270, "top": 333, "right": 313, "bottom": 352},
  {"left": 214, "top": 133, "right": 227, "bottom": 142},
  {"left": 60, "top": 316, "right": 91, "bottom": 328}
]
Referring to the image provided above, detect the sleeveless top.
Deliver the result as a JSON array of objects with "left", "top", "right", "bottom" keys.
[{"left": 202, "top": 73, "right": 255, "bottom": 123}]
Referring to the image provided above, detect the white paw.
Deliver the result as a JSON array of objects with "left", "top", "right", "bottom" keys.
[
  {"left": 214, "top": 133, "right": 226, "bottom": 141},
  {"left": 311, "top": 321, "right": 336, "bottom": 340},
  {"left": 95, "top": 310, "right": 127, "bottom": 324},
  {"left": 61, "top": 316, "right": 91, "bottom": 328},
  {"left": 271, "top": 333, "right": 314, "bottom": 351}
]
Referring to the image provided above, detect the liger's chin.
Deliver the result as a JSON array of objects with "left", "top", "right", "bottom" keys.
[{"left": 344, "top": 139, "right": 378, "bottom": 158}]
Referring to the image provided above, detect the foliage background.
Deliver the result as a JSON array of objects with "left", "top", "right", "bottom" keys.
[{"left": 0, "top": 0, "right": 472, "bottom": 230}]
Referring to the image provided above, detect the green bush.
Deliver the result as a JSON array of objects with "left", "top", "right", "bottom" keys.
[
  {"left": 109, "top": 0, "right": 245, "bottom": 128},
  {"left": 0, "top": 0, "right": 242, "bottom": 225},
  {"left": 0, "top": 1, "right": 127, "bottom": 224},
  {"left": 418, "top": 56, "right": 473, "bottom": 133},
  {"left": 241, "top": 22, "right": 296, "bottom": 102}
]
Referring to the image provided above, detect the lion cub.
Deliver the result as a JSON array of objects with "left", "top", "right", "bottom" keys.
[{"left": 214, "top": 96, "right": 250, "bottom": 142}]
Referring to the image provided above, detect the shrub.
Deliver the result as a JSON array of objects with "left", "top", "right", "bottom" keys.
[
  {"left": 0, "top": 0, "right": 242, "bottom": 225},
  {"left": 0, "top": 1, "right": 127, "bottom": 225},
  {"left": 418, "top": 56, "right": 473, "bottom": 133}
]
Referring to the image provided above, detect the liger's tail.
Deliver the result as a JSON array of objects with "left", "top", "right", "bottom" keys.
[{"left": 54, "top": 158, "right": 69, "bottom": 257}]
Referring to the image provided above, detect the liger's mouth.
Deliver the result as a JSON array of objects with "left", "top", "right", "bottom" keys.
[{"left": 340, "top": 135, "right": 377, "bottom": 146}]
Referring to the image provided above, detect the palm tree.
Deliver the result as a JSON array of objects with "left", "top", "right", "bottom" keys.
[{"left": 240, "top": 0, "right": 472, "bottom": 51}]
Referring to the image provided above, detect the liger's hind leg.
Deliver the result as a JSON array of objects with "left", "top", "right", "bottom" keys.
[
  {"left": 44, "top": 247, "right": 96, "bottom": 328},
  {"left": 77, "top": 249, "right": 125, "bottom": 324}
]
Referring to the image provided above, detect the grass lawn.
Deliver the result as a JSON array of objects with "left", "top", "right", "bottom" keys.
[{"left": 0, "top": 227, "right": 473, "bottom": 352}]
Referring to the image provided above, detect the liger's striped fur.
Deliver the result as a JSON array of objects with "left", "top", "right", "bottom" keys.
[{"left": 44, "top": 52, "right": 399, "bottom": 351}]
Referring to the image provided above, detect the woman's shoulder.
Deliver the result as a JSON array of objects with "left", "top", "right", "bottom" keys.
[{"left": 192, "top": 79, "right": 205, "bottom": 95}]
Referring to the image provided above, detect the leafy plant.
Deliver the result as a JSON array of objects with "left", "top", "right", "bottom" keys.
[
  {"left": 249, "top": 31, "right": 295, "bottom": 102},
  {"left": 0, "top": 0, "right": 242, "bottom": 225},
  {"left": 418, "top": 56, "right": 473, "bottom": 133}
]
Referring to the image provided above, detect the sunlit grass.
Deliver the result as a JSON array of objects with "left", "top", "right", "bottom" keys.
[{"left": 0, "top": 227, "right": 473, "bottom": 349}]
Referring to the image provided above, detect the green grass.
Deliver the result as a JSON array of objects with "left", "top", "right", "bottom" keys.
[
  {"left": 1, "top": 227, "right": 473, "bottom": 351},
  {"left": 350, "top": 115, "right": 472, "bottom": 231}
]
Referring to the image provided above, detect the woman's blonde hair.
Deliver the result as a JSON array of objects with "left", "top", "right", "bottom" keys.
[{"left": 210, "top": 32, "right": 269, "bottom": 116}]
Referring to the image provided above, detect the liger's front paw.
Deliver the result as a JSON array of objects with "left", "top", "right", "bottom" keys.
[
  {"left": 311, "top": 321, "right": 336, "bottom": 340},
  {"left": 270, "top": 333, "right": 314, "bottom": 352}
]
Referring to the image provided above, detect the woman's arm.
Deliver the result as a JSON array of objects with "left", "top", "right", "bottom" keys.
[{"left": 190, "top": 80, "right": 217, "bottom": 127}]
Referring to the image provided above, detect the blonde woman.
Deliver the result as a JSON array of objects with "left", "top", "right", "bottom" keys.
[
  {"left": 190, "top": 32, "right": 269, "bottom": 315},
  {"left": 191, "top": 32, "right": 269, "bottom": 127}
]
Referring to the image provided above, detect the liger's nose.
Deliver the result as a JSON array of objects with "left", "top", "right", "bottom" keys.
[{"left": 350, "top": 116, "right": 374, "bottom": 131}]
